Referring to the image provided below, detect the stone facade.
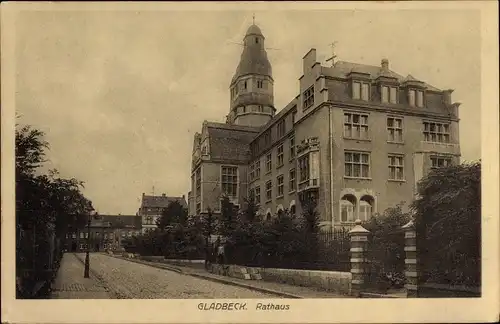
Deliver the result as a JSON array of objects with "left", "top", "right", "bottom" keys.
[{"left": 189, "top": 23, "right": 461, "bottom": 231}]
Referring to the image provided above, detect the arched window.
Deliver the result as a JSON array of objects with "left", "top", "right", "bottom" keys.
[
  {"left": 340, "top": 194, "right": 356, "bottom": 223},
  {"left": 255, "top": 37, "right": 259, "bottom": 44},
  {"left": 359, "top": 195, "right": 374, "bottom": 221},
  {"left": 290, "top": 204, "right": 296, "bottom": 216},
  {"left": 266, "top": 213, "right": 271, "bottom": 221}
]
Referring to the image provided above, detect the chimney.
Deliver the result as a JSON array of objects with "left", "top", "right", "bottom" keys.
[
  {"left": 381, "top": 58, "right": 389, "bottom": 72},
  {"left": 142, "top": 192, "right": 145, "bottom": 197}
]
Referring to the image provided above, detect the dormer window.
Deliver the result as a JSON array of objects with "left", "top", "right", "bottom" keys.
[
  {"left": 352, "top": 82, "right": 370, "bottom": 101},
  {"left": 381, "top": 86, "right": 398, "bottom": 104},
  {"left": 303, "top": 86, "right": 315, "bottom": 110},
  {"left": 409, "top": 89, "right": 424, "bottom": 107}
]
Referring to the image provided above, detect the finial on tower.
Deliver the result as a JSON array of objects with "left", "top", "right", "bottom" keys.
[
  {"left": 252, "top": 13, "right": 255, "bottom": 25},
  {"left": 326, "top": 41, "right": 338, "bottom": 67}
]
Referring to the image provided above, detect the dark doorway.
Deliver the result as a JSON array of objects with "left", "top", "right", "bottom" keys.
[
  {"left": 95, "top": 244, "right": 100, "bottom": 251},
  {"left": 71, "top": 242, "right": 77, "bottom": 252}
]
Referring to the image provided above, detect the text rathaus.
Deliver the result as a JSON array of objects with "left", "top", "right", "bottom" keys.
[{"left": 188, "top": 22, "right": 461, "bottom": 230}]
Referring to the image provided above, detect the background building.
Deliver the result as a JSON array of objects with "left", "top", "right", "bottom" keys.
[
  {"left": 64, "top": 214, "right": 142, "bottom": 252},
  {"left": 138, "top": 193, "right": 187, "bottom": 233},
  {"left": 189, "top": 22, "right": 461, "bottom": 230}
]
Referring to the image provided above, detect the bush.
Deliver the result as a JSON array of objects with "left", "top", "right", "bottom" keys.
[{"left": 364, "top": 204, "right": 411, "bottom": 290}]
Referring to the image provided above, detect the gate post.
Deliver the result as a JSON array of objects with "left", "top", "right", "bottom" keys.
[
  {"left": 402, "top": 220, "right": 418, "bottom": 297},
  {"left": 348, "top": 219, "right": 370, "bottom": 297}
]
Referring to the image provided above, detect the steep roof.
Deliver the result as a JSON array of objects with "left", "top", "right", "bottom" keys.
[
  {"left": 141, "top": 195, "right": 187, "bottom": 209},
  {"left": 322, "top": 61, "right": 441, "bottom": 92},
  {"left": 206, "top": 122, "right": 260, "bottom": 162},
  {"left": 92, "top": 214, "right": 141, "bottom": 228},
  {"left": 231, "top": 24, "right": 272, "bottom": 85}
]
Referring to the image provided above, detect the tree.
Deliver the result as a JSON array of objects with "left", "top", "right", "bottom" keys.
[
  {"left": 156, "top": 200, "right": 188, "bottom": 230},
  {"left": 299, "top": 194, "right": 321, "bottom": 262},
  {"left": 411, "top": 162, "right": 481, "bottom": 286},
  {"left": 219, "top": 196, "right": 237, "bottom": 237}
]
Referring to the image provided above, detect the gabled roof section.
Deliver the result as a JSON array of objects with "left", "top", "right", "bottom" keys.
[
  {"left": 322, "top": 61, "right": 441, "bottom": 91},
  {"left": 141, "top": 195, "right": 187, "bottom": 209},
  {"left": 205, "top": 122, "right": 260, "bottom": 162},
  {"left": 94, "top": 214, "right": 142, "bottom": 228}
]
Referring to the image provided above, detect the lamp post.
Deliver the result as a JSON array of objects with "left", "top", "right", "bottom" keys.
[{"left": 84, "top": 212, "right": 91, "bottom": 278}]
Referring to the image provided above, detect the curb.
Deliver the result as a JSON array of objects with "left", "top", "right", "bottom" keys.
[
  {"left": 104, "top": 253, "right": 184, "bottom": 274},
  {"left": 186, "top": 272, "right": 302, "bottom": 299},
  {"left": 71, "top": 253, "right": 125, "bottom": 299},
  {"left": 105, "top": 254, "right": 302, "bottom": 299}
]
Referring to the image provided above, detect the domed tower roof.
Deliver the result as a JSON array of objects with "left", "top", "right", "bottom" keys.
[{"left": 231, "top": 24, "right": 272, "bottom": 85}]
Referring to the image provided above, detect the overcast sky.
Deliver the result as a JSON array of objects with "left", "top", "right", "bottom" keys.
[{"left": 15, "top": 7, "right": 481, "bottom": 215}]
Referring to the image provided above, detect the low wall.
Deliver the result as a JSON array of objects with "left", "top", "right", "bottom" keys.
[
  {"left": 254, "top": 267, "right": 352, "bottom": 296},
  {"left": 164, "top": 259, "right": 206, "bottom": 270},
  {"left": 140, "top": 256, "right": 164, "bottom": 262}
]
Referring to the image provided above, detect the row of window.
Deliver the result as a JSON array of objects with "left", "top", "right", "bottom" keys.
[
  {"left": 67, "top": 230, "right": 140, "bottom": 239},
  {"left": 352, "top": 82, "right": 425, "bottom": 108},
  {"left": 250, "top": 168, "right": 297, "bottom": 204},
  {"left": 344, "top": 112, "right": 451, "bottom": 144},
  {"left": 249, "top": 135, "right": 296, "bottom": 182},
  {"left": 344, "top": 151, "right": 452, "bottom": 180},
  {"left": 230, "top": 79, "right": 268, "bottom": 98},
  {"left": 251, "top": 110, "right": 297, "bottom": 156}
]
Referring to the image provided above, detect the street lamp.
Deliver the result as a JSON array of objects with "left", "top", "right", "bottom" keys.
[{"left": 84, "top": 212, "right": 92, "bottom": 278}]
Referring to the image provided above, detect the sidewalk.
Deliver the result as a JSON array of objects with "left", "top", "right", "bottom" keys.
[
  {"left": 51, "top": 253, "right": 112, "bottom": 299},
  {"left": 109, "top": 254, "right": 347, "bottom": 298}
]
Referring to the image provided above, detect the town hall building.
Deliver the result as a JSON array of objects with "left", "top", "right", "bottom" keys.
[{"left": 188, "top": 22, "right": 461, "bottom": 230}]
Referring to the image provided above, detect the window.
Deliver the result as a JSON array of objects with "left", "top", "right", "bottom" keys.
[
  {"left": 80, "top": 232, "right": 84, "bottom": 239},
  {"left": 255, "top": 160, "right": 261, "bottom": 178},
  {"left": 352, "top": 82, "right": 361, "bottom": 99},
  {"left": 344, "top": 112, "right": 369, "bottom": 139},
  {"left": 388, "top": 154, "right": 404, "bottom": 180},
  {"left": 303, "top": 86, "right": 314, "bottom": 110},
  {"left": 255, "top": 186, "right": 261, "bottom": 205},
  {"left": 258, "top": 105, "right": 263, "bottom": 112},
  {"left": 195, "top": 168, "right": 201, "bottom": 193},
  {"left": 121, "top": 232, "right": 126, "bottom": 238},
  {"left": 196, "top": 202, "right": 201, "bottom": 215},
  {"left": 110, "top": 233, "right": 114, "bottom": 239},
  {"left": 85, "top": 232, "right": 88, "bottom": 239},
  {"left": 390, "top": 87, "right": 397, "bottom": 104},
  {"left": 382, "top": 86, "right": 398, "bottom": 104},
  {"left": 361, "top": 83, "right": 370, "bottom": 101},
  {"left": 292, "top": 111, "right": 297, "bottom": 124},
  {"left": 80, "top": 244, "right": 84, "bottom": 250},
  {"left": 257, "top": 80, "right": 263, "bottom": 88},
  {"left": 340, "top": 195, "right": 356, "bottom": 223},
  {"left": 255, "top": 37, "right": 259, "bottom": 44},
  {"left": 249, "top": 162, "right": 255, "bottom": 181},
  {"left": 277, "top": 175, "right": 284, "bottom": 197},
  {"left": 96, "top": 232, "right": 100, "bottom": 237},
  {"left": 264, "top": 130, "right": 271, "bottom": 145},
  {"left": 128, "top": 231, "right": 132, "bottom": 237},
  {"left": 298, "top": 155, "right": 310, "bottom": 182},
  {"left": 265, "top": 181, "right": 272, "bottom": 201},
  {"left": 359, "top": 196, "right": 374, "bottom": 221},
  {"left": 244, "top": 81, "right": 247, "bottom": 90},
  {"left": 408, "top": 89, "right": 416, "bottom": 107},
  {"left": 289, "top": 169, "right": 296, "bottom": 192},
  {"left": 277, "top": 120, "right": 286, "bottom": 137},
  {"left": 416, "top": 90, "right": 424, "bottom": 107},
  {"left": 431, "top": 156, "right": 452, "bottom": 169},
  {"left": 146, "top": 216, "right": 153, "bottom": 225},
  {"left": 104, "top": 233, "right": 108, "bottom": 239},
  {"left": 249, "top": 188, "right": 255, "bottom": 202},
  {"left": 72, "top": 233, "right": 76, "bottom": 239},
  {"left": 423, "top": 121, "right": 450, "bottom": 143},
  {"left": 221, "top": 166, "right": 238, "bottom": 198},
  {"left": 387, "top": 117, "right": 403, "bottom": 142},
  {"left": 345, "top": 151, "right": 370, "bottom": 178},
  {"left": 266, "top": 153, "right": 272, "bottom": 173},
  {"left": 277, "top": 144, "right": 284, "bottom": 167},
  {"left": 289, "top": 135, "right": 295, "bottom": 160}
]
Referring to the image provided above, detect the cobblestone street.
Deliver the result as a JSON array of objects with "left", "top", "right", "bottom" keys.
[{"left": 71, "top": 253, "right": 277, "bottom": 299}]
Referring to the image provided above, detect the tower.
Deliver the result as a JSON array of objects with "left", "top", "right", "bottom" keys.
[{"left": 227, "top": 23, "right": 275, "bottom": 127}]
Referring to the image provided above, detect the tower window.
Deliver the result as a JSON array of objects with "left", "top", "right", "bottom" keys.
[
  {"left": 257, "top": 80, "right": 263, "bottom": 88},
  {"left": 255, "top": 37, "right": 259, "bottom": 44},
  {"left": 244, "top": 81, "right": 247, "bottom": 90}
]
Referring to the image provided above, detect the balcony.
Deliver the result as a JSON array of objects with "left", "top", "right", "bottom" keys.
[
  {"left": 298, "top": 178, "right": 319, "bottom": 193},
  {"left": 297, "top": 137, "right": 320, "bottom": 157},
  {"left": 419, "top": 141, "right": 460, "bottom": 155}
]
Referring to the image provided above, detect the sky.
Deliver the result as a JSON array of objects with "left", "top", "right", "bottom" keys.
[{"left": 15, "top": 6, "right": 481, "bottom": 215}]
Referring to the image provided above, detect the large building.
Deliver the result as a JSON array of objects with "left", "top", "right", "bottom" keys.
[
  {"left": 138, "top": 193, "right": 188, "bottom": 233},
  {"left": 188, "top": 23, "right": 461, "bottom": 230},
  {"left": 64, "top": 214, "right": 142, "bottom": 252}
]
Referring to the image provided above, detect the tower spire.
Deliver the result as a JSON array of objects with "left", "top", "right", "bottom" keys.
[
  {"left": 326, "top": 41, "right": 338, "bottom": 67},
  {"left": 252, "top": 13, "right": 255, "bottom": 25}
]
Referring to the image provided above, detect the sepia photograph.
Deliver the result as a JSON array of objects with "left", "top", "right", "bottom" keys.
[{"left": 2, "top": 1, "right": 498, "bottom": 323}]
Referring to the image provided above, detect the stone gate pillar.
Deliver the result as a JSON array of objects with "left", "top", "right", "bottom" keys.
[
  {"left": 402, "top": 220, "right": 418, "bottom": 297},
  {"left": 349, "top": 219, "right": 370, "bottom": 297}
]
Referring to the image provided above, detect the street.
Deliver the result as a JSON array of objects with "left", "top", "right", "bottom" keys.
[{"left": 71, "top": 253, "right": 277, "bottom": 299}]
